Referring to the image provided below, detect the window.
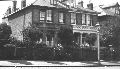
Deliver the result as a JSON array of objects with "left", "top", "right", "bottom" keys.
[
  {"left": 59, "top": 12, "right": 64, "bottom": 23},
  {"left": 40, "top": 11, "right": 45, "bottom": 22},
  {"left": 50, "top": 0, "right": 57, "bottom": 5},
  {"left": 71, "top": 13, "right": 76, "bottom": 24},
  {"left": 82, "top": 14, "right": 86, "bottom": 25},
  {"left": 90, "top": 15, "right": 93, "bottom": 26},
  {"left": 86, "top": 14, "right": 90, "bottom": 26},
  {"left": 47, "top": 10, "right": 52, "bottom": 22},
  {"left": 40, "top": 10, "right": 52, "bottom": 23}
]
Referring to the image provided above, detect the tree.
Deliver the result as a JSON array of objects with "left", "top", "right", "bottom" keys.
[
  {"left": 85, "top": 33, "right": 97, "bottom": 46},
  {"left": 57, "top": 26, "right": 74, "bottom": 48},
  {"left": 0, "top": 23, "right": 12, "bottom": 46},
  {"left": 23, "top": 27, "right": 43, "bottom": 42}
]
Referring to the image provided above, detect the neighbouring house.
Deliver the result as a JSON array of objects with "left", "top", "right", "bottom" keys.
[
  {"left": 2, "top": 0, "right": 100, "bottom": 47},
  {"left": 98, "top": 2, "right": 120, "bottom": 42}
]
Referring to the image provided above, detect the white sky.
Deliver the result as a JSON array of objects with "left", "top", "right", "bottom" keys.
[{"left": 0, "top": 0, "right": 120, "bottom": 23}]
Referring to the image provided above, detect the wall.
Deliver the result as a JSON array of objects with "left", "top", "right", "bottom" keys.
[
  {"left": 32, "top": 8, "right": 40, "bottom": 23},
  {"left": 8, "top": 8, "right": 32, "bottom": 40}
]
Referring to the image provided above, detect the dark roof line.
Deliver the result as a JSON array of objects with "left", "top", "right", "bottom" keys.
[{"left": 3, "top": 0, "right": 100, "bottom": 18}]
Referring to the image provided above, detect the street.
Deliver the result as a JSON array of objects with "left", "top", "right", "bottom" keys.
[
  {"left": 0, "top": 67, "right": 120, "bottom": 69},
  {"left": 0, "top": 60, "right": 120, "bottom": 69}
]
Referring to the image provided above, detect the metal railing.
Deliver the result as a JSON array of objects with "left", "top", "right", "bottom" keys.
[{"left": 73, "top": 25, "right": 99, "bottom": 32}]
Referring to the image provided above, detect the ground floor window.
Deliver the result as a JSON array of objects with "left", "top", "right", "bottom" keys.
[{"left": 46, "top": 35, "right": 54, "bottom": 47}]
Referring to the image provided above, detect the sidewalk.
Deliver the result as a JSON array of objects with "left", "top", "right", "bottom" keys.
[{"left": 0, "top": 60, "right": 120, "bottom": 67}]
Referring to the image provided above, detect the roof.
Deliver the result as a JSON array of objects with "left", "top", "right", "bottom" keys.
[
  {"left": 76, "top": 6, "right": 100, "bottom": 14},
  {"left": 3, "top": 0, "right": 99, "bottom": 18},
  {"left": 3, "top": 0, "right": 69, "bottom": 18},
  {"left": 32, "top": 0, "right": 55, "bottom": 7},
  {"left": 96, "top": 2, "right": 120, "bottom": 16},
  {"left": 102, "top": 2, "right": 120, "bottom": 9},
  {"left": 69, "top": 5, "right": 100, "bottom": 14}
]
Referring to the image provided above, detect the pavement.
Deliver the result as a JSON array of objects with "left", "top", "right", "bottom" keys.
[{"left": 0, "top": 60, "right": 120, "bottom": 67}]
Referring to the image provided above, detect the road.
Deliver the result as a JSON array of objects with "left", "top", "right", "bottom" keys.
[
  {"left": 0, "top": 60, "right": 120, "bottom": 69},
  {"left": 0, "top": 66, "right": 120, "bottom": 69}
]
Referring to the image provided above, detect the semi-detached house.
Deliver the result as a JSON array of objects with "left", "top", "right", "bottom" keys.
[{"left": 2, "top": 0, "right": 100, "bottom": 47}]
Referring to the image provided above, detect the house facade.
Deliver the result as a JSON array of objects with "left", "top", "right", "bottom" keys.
[
  {"left": 2, "top": 0, "right": 100, "bottom": 47},
  {"left": 98, "top": 2, "right": 120, "bottom": 41}
]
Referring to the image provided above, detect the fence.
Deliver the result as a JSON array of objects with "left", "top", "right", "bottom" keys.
[{"left": 0, "top": 47, "right": 99, "bottom": 61}]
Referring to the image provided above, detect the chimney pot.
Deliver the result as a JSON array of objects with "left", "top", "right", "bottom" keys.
[
  {"left": 87, "top": 3, "right": 93, "bottom": 10},
  {"left": 21, "top": 0, "right": 26, "bottom": 9},
  {"left": 12, "top": 0, "right": 17, "bottom": 12},
  {"left": 78, "top": 1, "right": 83, "bottom": 7},
  {"left": 8, "top": 6, "right": 11, "bottom": 14}
]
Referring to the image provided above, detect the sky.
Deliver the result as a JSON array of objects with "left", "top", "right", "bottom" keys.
[{"left": 0, "top": 0, "right": 120, "bottom": 23}]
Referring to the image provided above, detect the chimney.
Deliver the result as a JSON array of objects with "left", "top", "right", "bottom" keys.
[
  {"left": 8, "top": 6, "right": 11, "bottom": 14},
  {"left": 12, "top": 0, "right": 17, "bottom": 12},
  {"left": 78, "top": 1, "right": 83, "bottom": 7},
  {"left": 87, "top": 3, "right": 93, "bottom": 10},
  {"left": 21, "top": 0, "right": 26, "bottom": 9}
]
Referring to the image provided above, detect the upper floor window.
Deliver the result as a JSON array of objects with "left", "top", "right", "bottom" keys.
[
  {"left": 71, "top": 13, "right": 76, "bottom": 24},
  {"left": 40, "top": 10, "right": 52, "bottom": 23},
  {"left": 40, "top": 10, "right": 45, "bottom": 22},
  {"left": 86, "top": 14, "right": 90, "bottom": 26},
  {"left": 47, "top": 10, "right": 52, "bottom": 22},
  {"left": 59, "top": 12, "right": 64, "bottom": 23},
  {"left": 90, "top": 15, "right": 93, "bottom": 26},
  {"left": 50, "top": 0, "right": 57, "bottom": 5},
  {"left": 82, "top": 14, "right": 86, "bottom": 25}
]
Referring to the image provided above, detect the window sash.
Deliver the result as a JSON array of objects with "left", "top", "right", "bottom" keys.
[
  {"left": 82, "top": 14, "right": 86, "bottom": 25},
  {"left": 59, "top": 12, "right": 64, "bottom": 23},
  {"left": 40, "top": 10, "right": 52, "bottom": 22},
  {"left": 40, "top": 11, "right": 45, "bottom": 22},
  {"left": 71, "top": 13, "right": 76, "bottom": 24},
  {"left": 86, "top": 14, "right": 90, "bottom": 26},
  {"left": 47, "top": 10, "right": 52, "bottom": 22}
]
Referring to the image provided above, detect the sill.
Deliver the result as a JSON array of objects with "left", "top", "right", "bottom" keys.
[
  {"left": 59, "top": 22, "right": 65, "bottom": 24},
  {"left": 46, "top": 22, "right": 52, "bottom": 23},
  {"left": 71, "top": 23, "right": 76, "bottom": 25}
]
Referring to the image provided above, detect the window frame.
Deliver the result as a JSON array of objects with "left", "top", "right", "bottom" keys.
[
  {"left": 71, "top": 13, "right": 76, "bottom": 24},
  {"left": 46, "top": 10, "right": 52, "bottom": 23},
  {"left": 82, "top": 14, "right": 86, "bottom": 25},
  {"left": 86, "top": 14, "right": 91, "bottom": 26},
  {"left": 40, "top": 10, "right": 46, "bottom": 22},
  {"left": 59, "top": 12, "right": 64, "bottom": 24}
]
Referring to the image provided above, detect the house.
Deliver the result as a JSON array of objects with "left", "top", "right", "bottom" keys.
[
  {"left": 98, "top": 2, "right": 120, "bottom": 40},
  {"left": 2, "top": 0, "right": 100, "bottom": 47}
]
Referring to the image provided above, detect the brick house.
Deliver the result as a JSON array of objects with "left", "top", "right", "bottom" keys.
[
  {"left": 98, "top": 2, "right": 120, "bottom": 40},
  {"left": 2, "top": 0, "right": 100, "bottom": 47}
]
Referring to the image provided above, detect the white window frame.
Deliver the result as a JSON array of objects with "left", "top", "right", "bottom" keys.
[
  {"left": 59, "top": 12, "right": 64, "bottom": 24},
  {"left": 86, "top": 14, "right": 90, "bottom": 26},
  {"left": 47, "top": 10, "right": 52, "bottom": 23},
  {"left": 82, "top": 14, "right": 86, "bottom": 25},
  {"left": 71, "top": 13, "right": 76, "bottom": 24},
  {"left": 40, "top": 11, "right": 46, "bottom": 22}
]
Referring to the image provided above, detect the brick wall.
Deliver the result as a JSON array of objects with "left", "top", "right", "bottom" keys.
[
  {"left": 33, "top": 8, "right": 40, "bottom": 23},
  {"left": 8, "top": 8, "right": 32, "bottom": 40}
]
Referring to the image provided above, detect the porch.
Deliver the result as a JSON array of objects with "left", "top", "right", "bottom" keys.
[{"left": 72, "top": 25, "right": 99, "bottom": 47}]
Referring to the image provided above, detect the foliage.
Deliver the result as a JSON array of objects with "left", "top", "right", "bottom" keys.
[
  {"left": 57, "top": 26, "right": 74, "bottom": 48},
  {"left": 22, "top": 27, "right": 43, "bottom": 42},
  {"left": 85, "top": 33, "right": 97, "bottom": 46},
  {"left": 0, "top": 23, "right": 12, "bottom": 46},
  {"left": 101, "top": 26, "right": 120, "bottom": 48}
]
